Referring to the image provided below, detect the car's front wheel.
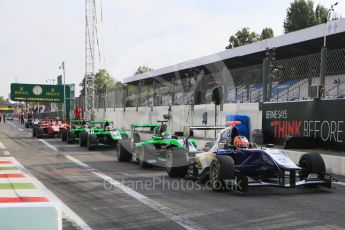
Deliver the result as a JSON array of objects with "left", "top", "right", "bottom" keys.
[
  {"left": 299, "top": 153, "right": 326, "bottom": 180},
  {"left": 116, "top": 140, "right": 132, "bottom": 162}
]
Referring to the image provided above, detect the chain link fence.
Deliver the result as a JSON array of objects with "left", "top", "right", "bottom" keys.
[{"left": 81, "top": 47, "right": 345, "bottom": 110}]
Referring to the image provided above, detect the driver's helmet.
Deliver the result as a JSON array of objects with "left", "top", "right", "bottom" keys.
[
  {"left": 162, "top": 131, "right": 172, "bottom": 139},
  {"left": 83, "top": 124, "right": 88, "bottom": 128},
  {"left": 234, "top": 136, "right": 249, "bottom": 149},
  {"left": 105, "top": 126, "right": 112, "bottom": 131}
]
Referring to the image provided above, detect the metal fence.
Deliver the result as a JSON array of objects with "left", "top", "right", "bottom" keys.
[{"left": 82, "top": 47, "right": 345, "bottom": 109}]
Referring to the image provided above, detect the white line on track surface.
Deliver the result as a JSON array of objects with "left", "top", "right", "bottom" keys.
[
  {"left": 66, "top": 155, "right": 204, "bottom": 230},
  {"left": 3, "top": 151, "right": 10, "bottom": 156},
  {"left": 0, "top": 142, "right": 6, "bottom": 150}
]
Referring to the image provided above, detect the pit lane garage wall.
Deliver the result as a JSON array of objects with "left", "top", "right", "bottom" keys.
[
  {"left": 94, "top": 102, "right": 261, "bottom": 139},
  {"left": 262, "top": 99, "right": 345, "bottom": 151}
]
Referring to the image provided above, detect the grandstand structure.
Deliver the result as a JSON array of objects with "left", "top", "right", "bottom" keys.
[{"left": 96, "top": 18, "right": 345, "bottom": 109}]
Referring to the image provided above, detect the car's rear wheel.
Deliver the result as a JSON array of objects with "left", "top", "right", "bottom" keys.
[
  {"left": 137, "top": 145, "right": 153, "bottom": 169},
  {"left": 25, "top": 122, "right": 29, "bottom": 128},
  {"left": 32, "top": 127, "right": 37, "bottom": 137},
  {"left": 299, "top": 153, "right": 326, "bottom": 180},
  {"left": 61, "top": 129, "right": 67, "bottom": 141},
  {"left": 67, "top": 131, "right": 75, "bottom": 144},
  {"left": 116, "top": 140, "right": 132, "bottom": 162},
  {"left": 79, "top": 132, "right": 88, "bottom": 147},
  {"left": 36, "top": 128, "right": 44, "bottom": 138},
  {"left": 166, "top": 148, "right": 188, "bottom": 178},
  {"left": 88, "top": 134, "right": 97, "bottom": 150}
]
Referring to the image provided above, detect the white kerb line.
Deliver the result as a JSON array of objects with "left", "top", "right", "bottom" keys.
[{"left": 3, "top": 151, "right": 10, "bottom": 156}]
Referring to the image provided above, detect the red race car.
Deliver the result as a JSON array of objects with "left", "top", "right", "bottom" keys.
[{"left": 32, "top": 118, "right": 63, "bottom": 138}]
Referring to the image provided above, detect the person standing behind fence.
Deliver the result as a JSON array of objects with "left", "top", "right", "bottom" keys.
[{"left": 74, "top": 106, "right": 82, "bottom": 120}]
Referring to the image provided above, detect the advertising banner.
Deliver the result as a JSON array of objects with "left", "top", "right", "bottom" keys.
[{"left": 262, "top": 99, "right": 345, "bottom": 150}]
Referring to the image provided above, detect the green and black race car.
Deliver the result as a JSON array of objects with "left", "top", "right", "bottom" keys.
[
  {"left": 79, "top": 120, "right": 129, "bottom": 151},
  {"left": 61, "top": 120, "right": 90, "bottom": 144},
  {"left": 118, "top": 121, "right": 198, "bottom": 176}
]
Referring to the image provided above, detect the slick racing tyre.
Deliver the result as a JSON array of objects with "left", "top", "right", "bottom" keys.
[
  {"left": 87, "top": 134, "right": 98, "bottom": 150},
  {"left": 61, "top": 129, "right": 67, "bottom": 142},
  {"left": 25, "top": 122, "right": 29, "bottom": 128},
  {"left": 116, "top": 140, "right": 132, "bottom": 162},
  {"left": 210, "top": 155, "right": 235, "bottom": 192},
  {"left": 137, "top": 145, "right": 154, "bottom": 169},
  {"left": 67, "top": 131, "right": 75, "bottom": 144},
  {"left": 79, "top": 132, "right": 88, "bottom": 147},
  {"left": 36, "top": 128, "right": 44, "bottom": 139},
  {"left": 166, "top": 148, "right": 188, "bottom": 178},
  {"left": 32, "top": 127, "right": 37, "bottom": 137},
  {"left": 299, "top": 153, "right": 326, "bottom": 180}
]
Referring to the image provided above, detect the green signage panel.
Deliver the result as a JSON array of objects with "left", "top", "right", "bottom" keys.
[{"left": 11, "top": 83, "right": 70, "bottom": 103}]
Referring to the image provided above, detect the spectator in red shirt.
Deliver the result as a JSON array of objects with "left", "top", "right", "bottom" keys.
[{"left": 74, "top": 106, "right": 82, "bottom": 120}]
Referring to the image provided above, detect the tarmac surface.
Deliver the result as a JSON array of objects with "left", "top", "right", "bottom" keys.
[{"left": 1, "top": 120, "right": 345, "bottom": 230}]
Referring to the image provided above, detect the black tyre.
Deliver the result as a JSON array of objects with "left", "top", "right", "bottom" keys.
[
  {"left": 67, "top": 131, "right": 75, "bottom": 144},
  {"left": 166, "top": 148, "right": 189, "bottom": 178},
  {"left": 299, "top": 153, "right": 326, "bottom": 180},
  {"left": 32, "top": 127, "right": 37, "bottom": 137},
  {"left": 137, "top": 145, "right": 154, "bottom": 168},
  {"left": 209, "top": 155, "right": 235, "bottom": 192},
  {"left": 116, "top": 140, "right": 132, "bottom": 162},
  {"left": 79, "top": 132, "right": 88, "bottom": 147},
  {"left": 61, "top": 129, "right": 67, "bottom": 142},
  {"left": 25, "top": 122, "right": 29, "bottom": 128},
  {"left": 36, "top": 128, "right": 44, "bottom": 138},
  {"left": 87, "top": 134, "right": 98, "bottom": 150}
]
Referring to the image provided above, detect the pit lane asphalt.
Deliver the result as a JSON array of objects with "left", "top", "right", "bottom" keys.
[{"left": 1, "top": 120, "right": 345, "bottom": 230}]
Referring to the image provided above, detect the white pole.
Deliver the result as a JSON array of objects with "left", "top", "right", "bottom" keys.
[{"left": 62, "top": 61, "right": 66, "bottom": 121}]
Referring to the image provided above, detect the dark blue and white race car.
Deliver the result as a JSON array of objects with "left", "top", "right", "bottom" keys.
[{"left": 166, "top": 126, "right": 335, "bottom": 192}]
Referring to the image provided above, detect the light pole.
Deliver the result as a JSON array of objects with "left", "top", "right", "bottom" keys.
[
  {"left": 320, "top": 2, "right": 338, "bottom": 86},
  {"left": 59, "top": 62, "right": 66, "bottom": 120},
  {"left": 46, "top": 79, "right": 56, "bottom": 116}
]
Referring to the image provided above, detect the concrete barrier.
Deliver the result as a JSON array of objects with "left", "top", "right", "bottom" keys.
[{"left": 95, "top": 102, "right": 262, "bottom": 139}]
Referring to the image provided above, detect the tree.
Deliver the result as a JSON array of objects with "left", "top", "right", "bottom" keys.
[
  {"left": 225, "top": 27, "right": 274, "bottom": 49},
  {"left": 283, "top": 0, "right": 331, "bottom": 33},
  {"left": 79, "top": 69, "right": 118, "bottom": 95},
  {"left": 261, "top": 27, "right": 274, "bottom": 40},
  {"left": 134, "top": 66, "right": 153, "bottom": 75},
  {"left": 0, "top": 96, "right": 5, "bottom": 105},
  {"left": 315, "top": 4, "right": 329, "bottom": 24}
]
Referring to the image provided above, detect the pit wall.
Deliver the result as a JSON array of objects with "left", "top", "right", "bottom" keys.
[{"left": 94, "top": 103, "right": 262, "bottom": 139}]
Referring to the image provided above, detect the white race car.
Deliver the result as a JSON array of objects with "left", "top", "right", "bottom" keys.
[{"left": 166, "top": 126, "right": 335, "bottom": 192}]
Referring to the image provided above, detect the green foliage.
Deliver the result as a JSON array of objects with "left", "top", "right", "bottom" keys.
[
  {"left": 283, "top": 0, "right": 331, "bottom": 33},
  {"left": 0, "top": 96, "right": 5, "bottom": 105},
  {"left": 134, "top": 66, "right": 153, "bottom": 75},
  {"left": 79, "top": 69, "right": 124, "bottom": 95},
  {"left": 261, "top": 27, "right": 274, "bottom": 40},
  {"left": 226, "top": 27, "right": 274, "bottom": 49}
]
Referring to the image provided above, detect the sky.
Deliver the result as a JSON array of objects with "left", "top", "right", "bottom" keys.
[{"left": 0, "top": 0, "right": 344, "bottom": 98}]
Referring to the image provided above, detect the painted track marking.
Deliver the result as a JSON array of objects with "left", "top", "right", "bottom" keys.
[
  {"left": 3, "top": 151, "right": 10, "bottom": 156},
  {"left": 3, "top": 122, "right": 92, "bottom": 230},
  {"left": 65, "top": 155, "right": 204, "bottom": 230},
  {"left": 0, "top": 142, "right": 6, "bottom": 150}
]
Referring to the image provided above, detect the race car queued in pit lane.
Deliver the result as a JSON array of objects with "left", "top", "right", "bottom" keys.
[{"left": 29, "top": 116, "right": 337, "bottom": 193}]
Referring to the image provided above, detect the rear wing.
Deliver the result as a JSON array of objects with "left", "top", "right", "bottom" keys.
[
  {"left": 131, "top": 124, "right": 160, "bottom": 128},
  {"left": 90, "top": 120, "right": 113, "bottom": 124},
  {"left": 183, "top": 126, "right": 225, "bottom": 139}
]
